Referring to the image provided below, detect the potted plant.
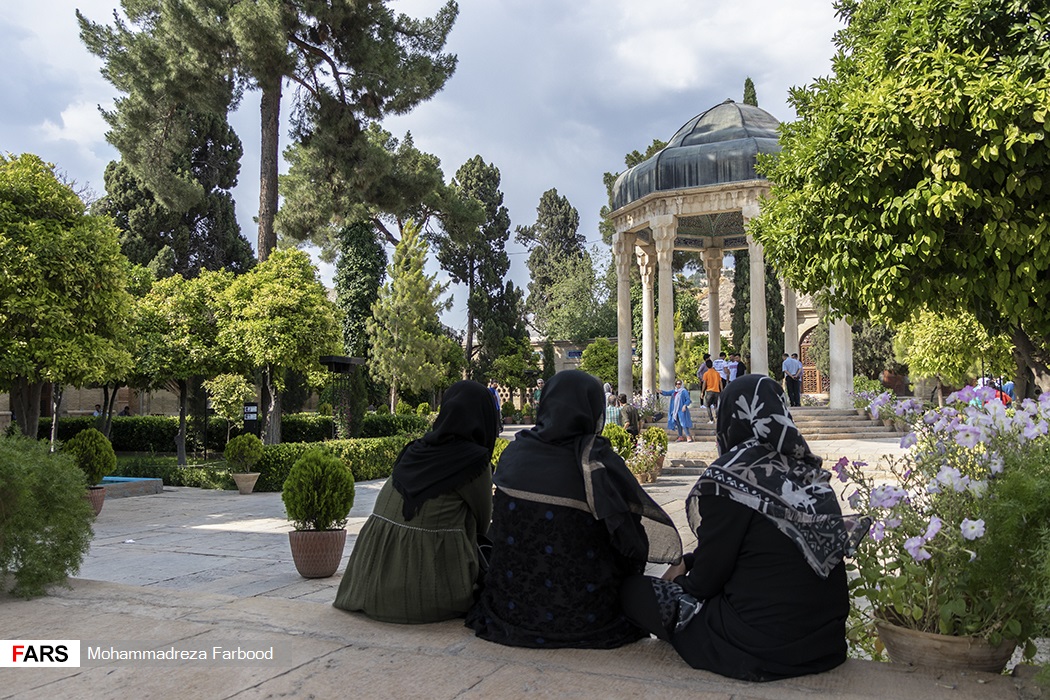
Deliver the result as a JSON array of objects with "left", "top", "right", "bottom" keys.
[
  {"left": 837, "top": 385, "right": 1050, "bottom": 672},
  {"left": 501, "top": 400, "right": 516, "bottom": 425},
  {"left": 625, "top": 438, "right": 658, "bottom": 484},
  {"left": 643, "top": 426, "right": 669, "bottom": 472},
  {"left": 224, "top": 433, "right": 264, "bottom": 495},
  {"left": 63, "top": 427, "right": 116, "bottom": 516},
  {"left": 282, "top": 447, "right": 356, "bottom": 578}
]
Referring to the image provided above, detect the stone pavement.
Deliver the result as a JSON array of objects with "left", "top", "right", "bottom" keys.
[{"left": 1, "top": 435, "right": 1042, "bottom": 699}]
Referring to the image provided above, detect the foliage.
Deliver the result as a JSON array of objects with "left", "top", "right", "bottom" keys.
[
  {"left": 750, "top": 0, "right": 1050, "bottom": 389},
  {"left": 491, "top": 437, "right": 509, "bottom": 469},
  {"left": 62, "top": 428, "right": 117, "bottom": 486},
  {"left": 580, "top": 338, "right": 619, "bottom": 386},
  {"left": 625, "top": 437, "right": 659, "bottom": 477},
  {"left": 367, "top": 221, "right": 451, "bottom": 410},
  {"left": 359, "top": 413, "right": 430, "bottom": 438},
  {"left": 0, "top": 153, "right": 134, "bottom": 439},
  {"left": 220, "top": 249, "right": 341, "bottom": 443},
  {"left": 643, "top": 425, "right": 669, "bottom": 455},
  {"left": 79, "top": 0, "right": 458, "bottom": 258},
  {"left": 203, "top": 373, "right": 256, "bottom": 442},
  {"left": 395, "top": 400, "right": 415, "bottom": 416},
  {"left": 541, "top": 339, "right": 556, "bottom": 381},
  {"left": 853, "top": 321, "right": 907, "bottom": 380},
  {"left": 517, "top": 188, "right": 586, "bottom": 328},
  {"left": 223, "top": 433, "right": 263, "bottom": 473},
  {"left": 416, "top": 402, "right": 431, "bottom": 417},
  {"left": 536, "top": 250, "right": 616, "bottom": 342},
  {"left": 332, "top": 220, "right": 386, "bottom": 358},
  {"left": 852, "top": 376, "right": 887, "bottom": 409},
  {"left": 113, "top": 455, "right": 234, "bottom": 490},
  {"left": 282, "top": 448, "right": 356, "bottom": 531},
  {"left": 839, "top": 388, "right": 1050, "bottom": 658},
  {"left": 501, "top": 401, "right": 517, "bottom": 421},
  {"left": 743, "top": 77, "right": 758, "bottom": 107},
  {"left": 429, "top": 155, "right": 511, "bottom": 375},
  {"left": 475, "top": 281, "right": 529, "bottom": 381},
  {"left": 94, "top": 115, "right": 254, "bottom": 277},
  {"left": 601, "top": 423, "right": 633, "bottom": 461},
  {"left": 895, "top": 308, "right": 1014, "bottom": 388},
  {"left": 490, "top": 337, "right": 540, "bottom": 397},
  {"left": 0, "top": 436, "right": 94, "bottom": 598}
]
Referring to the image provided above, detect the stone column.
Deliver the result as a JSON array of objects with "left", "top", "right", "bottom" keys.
[
  {"left": 613, "top": 232, "right": 636, "bottom": 396},
  {"left": 783, "top": 280, "right": 799, "bottom": 356},
  {"left": 652, "top": 215, "right": 676, "bottom": 390},
  {"left": 828, "top": 315, "right": 855, "bottom": 409},
  {"left": 703, "top": 248, "right": 723, "bottom": 356},
  {"left": 637, "top": 247, "right": 657, "bottom": 397},
  {"left": 747, "top": 236, "right": 769, "bottom": 375}
]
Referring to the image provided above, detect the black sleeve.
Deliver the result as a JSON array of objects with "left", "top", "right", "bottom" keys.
[{"left": 674, "top": 496, "right": 751, "bottom": 600}]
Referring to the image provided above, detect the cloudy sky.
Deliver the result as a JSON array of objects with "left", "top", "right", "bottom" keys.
[{"left": 0, "top": 0, "right": 844, "bottom": 329}]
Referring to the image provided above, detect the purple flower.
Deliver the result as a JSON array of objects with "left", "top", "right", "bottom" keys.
[
  {"left": 960, "top": 518, "right": 986, "bottom": 540},
  {"left": 869, "top": 484, "right": 908, "bottom": 509},
  {"left": 967, "top": 479, "right": 989, "bottom": 498},
  {"left": 832, "top": 457, "right": 849, "bottom": 483},
  {"left": 848, "top": 490, "right": 862, "bottom": 509},
  {"left": 924, "top": 515, "right": 942, "bottom": 540},
  {"left": 871, "top": 521, "right": 886, "bottom": 541},
  {"left": 885, "top": 516, "right": 902, "bottom": 528},
  {"left": 900, "top": 432, "right": 917, "bottom": 449},
  {"left": 987, "top": 453, "right": 1004, "bottom": 475},
  {"left": 954, "top": 425, "right": 984, "bottom": 449},
  {"left": 904, "top": 536, "right": 931, "bottom": 561},
  {"left": 935, "top": 465, "right": 970, "bottom": 492}
]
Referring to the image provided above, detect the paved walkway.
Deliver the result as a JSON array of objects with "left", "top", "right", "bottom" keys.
[{"left": 2, "top": 437, "right": 1042, "bottom": 698}]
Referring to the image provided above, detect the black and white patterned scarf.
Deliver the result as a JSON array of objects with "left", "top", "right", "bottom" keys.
[{"left": 686, "top": 374, "right": 869, "bottom": 578}]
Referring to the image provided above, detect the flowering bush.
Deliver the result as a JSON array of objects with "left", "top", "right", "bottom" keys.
[
  {"left": 625, "top": 436, "right": 659, "bottom": 477},
  {"left": 631, "top": 392, "right": 663, "bottom": 421},
  {"left": 838, "top": 386, "right": 1050, "bottom": 659}
]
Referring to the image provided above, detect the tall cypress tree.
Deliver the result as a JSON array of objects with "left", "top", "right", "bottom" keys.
[
  {"left": 334, "top": 221, "right": 386, "bottom": 358},
  {"left": 516, "top": 188, "right": 584, "bottom": 332}
]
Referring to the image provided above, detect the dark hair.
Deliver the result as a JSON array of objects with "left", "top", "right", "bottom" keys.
[
  {"left": 618, "top": 393, "right": 628, "bottom": 403},
  {"left": 706, "top": 359, "right": 713, "bottom": 368}
]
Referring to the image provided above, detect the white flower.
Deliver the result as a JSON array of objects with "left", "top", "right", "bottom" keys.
[{"left": 960, "top": 518, "right": 986, "bottom": 540}]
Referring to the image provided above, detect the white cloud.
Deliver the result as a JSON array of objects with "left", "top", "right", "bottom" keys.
[{"left": 39, "top": 101, "right": 108, "bottom": 145}]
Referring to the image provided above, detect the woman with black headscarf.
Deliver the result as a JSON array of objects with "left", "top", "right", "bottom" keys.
[
  {"left": 620, "top": 374, "right": 869, "bottom": 681},
  {"left": 333, "top": 380, "right": 499, "bottom": 624},
  {"left": 466, "top": 370, "right": 682, "bottom": 649}
]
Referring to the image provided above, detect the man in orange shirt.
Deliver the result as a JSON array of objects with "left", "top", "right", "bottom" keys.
[{"left": 701, "top": 359, "right": 723, "bottom": 423}]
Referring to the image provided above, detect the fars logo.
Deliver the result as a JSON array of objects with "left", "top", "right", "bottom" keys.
[{"left": 0, "top": 640, "right": 81, "bottom": 667}]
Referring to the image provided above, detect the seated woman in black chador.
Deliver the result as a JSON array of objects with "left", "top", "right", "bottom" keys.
[
  {"left": 620, "top": 374, "right": 869, "bottom": 681},
  {"left": 333, "top": 380, "right": 499, "bottom": 624},
  {"left": 466, "top": 370, "right": 682, "bottom": 649}
]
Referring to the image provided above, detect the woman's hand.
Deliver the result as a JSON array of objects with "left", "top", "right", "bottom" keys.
[{"left": 661, "top": 561, "right": 687, "bottom": 581}]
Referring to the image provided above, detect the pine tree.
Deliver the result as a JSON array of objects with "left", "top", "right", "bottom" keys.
[
  {"left": 516, "top": 188, "right": 585, "bottom": 331},
  {"left": 334, "top": 221, "right": 386, "bottom": 358},
  {"left": 79, "top": 0, "right": 458, "bottom": 261},
  {"left": 367, "top": 222, "right": 450, "bottom": 410}
]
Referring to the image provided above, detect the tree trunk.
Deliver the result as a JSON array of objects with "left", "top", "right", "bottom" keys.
[
  {"left": 176, "top": 379, "right": 188, "bottom": 467},
  {"left": 11, "top": 378, "right": 43, "bottom": 439},
  {"left": 1011, "top": 326, "right": 1050, "bottom": 398},
  {"left": 388, "top": 380, "right": 397, "bottom": 414},
  {"left": 101, "top": 382, "right": 120, "bottom": 438},
  {"left": 257, "top": 78, "right": 282, "bottom": 262},
  {"left": 262, "top": 366, "right": 281, "bottom": 445},
  {"left": 49, "top": 384, "right": 63, "bottom": 452}
]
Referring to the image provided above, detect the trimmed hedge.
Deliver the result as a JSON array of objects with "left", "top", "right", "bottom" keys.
[
  {"left": 112, "top": 457, "right": 234, "bottom": 490},
  {"left": 38, "top": 412, "right": 423, "bottom": 452},
  {"left": 254, "top": 435, "right": 414, "bottom": 492}
]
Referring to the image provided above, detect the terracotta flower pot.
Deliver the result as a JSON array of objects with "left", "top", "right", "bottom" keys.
[
  {"left": 85, "top": 485, "right": 105, "bottom": 516},
  {"left": 232, "top": 472, "right": 260, "bottom": 495},
  {"left": 288, "top": 529, "right": 347, "bottom": 578},
  {"left": 875, "top": 619, "right": 1016, "bottom": 673}
]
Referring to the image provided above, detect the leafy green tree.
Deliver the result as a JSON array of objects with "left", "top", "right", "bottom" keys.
[
  {"left": 475, "top": 281, "right": 528, "bottom": 381},
  {"left": 429, "top": 156, "right": 511, "bottom": 375},
  {"left": 517, "top": 188, "right": 585, "bottom": 326},
  {"left": 219, "top": 249, "right": 340, "bottom": 443},
  {"left": 541, "top": 339, "right": 556, "bottom": 381},
  {"left": 580, "top": 338, "right": 618, "bottom": 387},
  {"left": 539, "top": 252, "right": 616, "bottom": 343},
  {"left": 0, "top": 154, "right": 134, "bottom": 440},
  {"left": 333, "top": 221, "right": 386, "bottom": 358},
  {"left": 135, "top": 269, "right": 232, "bottom": 463},
  {"left": 895, "top": 308, "right": 1013, "bottom": 402},
  {"left": 751, "top": 0, "right": 1050, "bottom": 394},
  {"left": 367, "top": 222, "right": 450, "bottom": 411},
  {"left": 203, "top": 373, "right": 256, "bottom": 444},
  {"left": 811, "top": 319, "right": 908, "bottom": 379},
  {"left": 491, "top": 337, "right": 540, "bottom": 404},
  {"left": 79, "top": 0, "right": 458, "bottom": 260},
  {"left": 94, "top": 111, "right": 254, "bottom": 277}
]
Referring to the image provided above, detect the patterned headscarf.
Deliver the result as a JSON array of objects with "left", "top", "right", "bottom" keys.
[{"left": 686, "top": 374, "right": 869, "bottom": 577}]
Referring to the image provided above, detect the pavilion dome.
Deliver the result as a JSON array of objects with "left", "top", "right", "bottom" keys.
[{"left": 611, "top": 99, "right": 781, "bottom": 211}]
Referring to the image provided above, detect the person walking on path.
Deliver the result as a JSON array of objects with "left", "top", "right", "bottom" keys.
[
  {"left": 662, "top": 379, "right": 694, "bottom": 442},
  {"left": 701, "top": 359, "right": 723, "bottom": 422}
]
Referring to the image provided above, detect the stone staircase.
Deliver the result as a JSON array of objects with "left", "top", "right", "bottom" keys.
[{"left": 682, "top": 405, "right": 900, "bottom": 440}]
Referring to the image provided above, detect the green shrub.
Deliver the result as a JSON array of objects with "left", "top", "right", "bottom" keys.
[
  {"left": 602, "top": 423, "right": 633, "bottom": 460},
  {"left": 63, "top": 428, "right": 117, "bottom": 485},
  {"left": 112, "top": 456, "right": 234, "bottom": 490},
  {"left": 0, "top": 437, "right": 94, "bottom": 598},
  {"left": 253, "top": 435, "right": 413, "bottom": 492},
  {"left": 360, "top": 413, "right": 428, "bottom": 438},
  {"left": 224, "top": 433, "right": 263, "bottom": 472},
  {"left": 39, "top": 416, "right": 180, "bottom": 452},
  {"left": 317, "top": 402, "right": 333, "bottom": 416},
  {"left": 501, "top": 401, "right": 516, "bottom": 420},
  {"left": 395, "top": 400, "right": 414, "bottom": 415},
  {"left": 282, "top": 448, "right": 355, "bottom": 531},
  {"left": 491, "top": 437, "right": 510, "bottom": 469},
  {"left": 416, "top": 402, "right": 430, "bottom": 417},
  {"left": 281, "top": 413, "right": 334, "bottom": 443},
  {"left": 643, "top": 426, "right": 668, "bottom": 455}
]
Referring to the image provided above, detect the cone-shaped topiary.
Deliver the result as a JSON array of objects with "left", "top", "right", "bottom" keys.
[
  {"left": 282, "top": 448, "right": 355, "bottom": 531},
  {"left": 224, "top": 433, "right": 264, "bottom": 473},
  {"left": 63, "top": 428, "right": 116, "bottom": 486}
]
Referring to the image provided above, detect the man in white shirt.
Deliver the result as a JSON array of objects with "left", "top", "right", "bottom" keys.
[
  {"left": 781, "top": 353, "right": 804, "bottom": 407},
  {"left": 712, "top": 352, "right": 728, "bottom": 384}
]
